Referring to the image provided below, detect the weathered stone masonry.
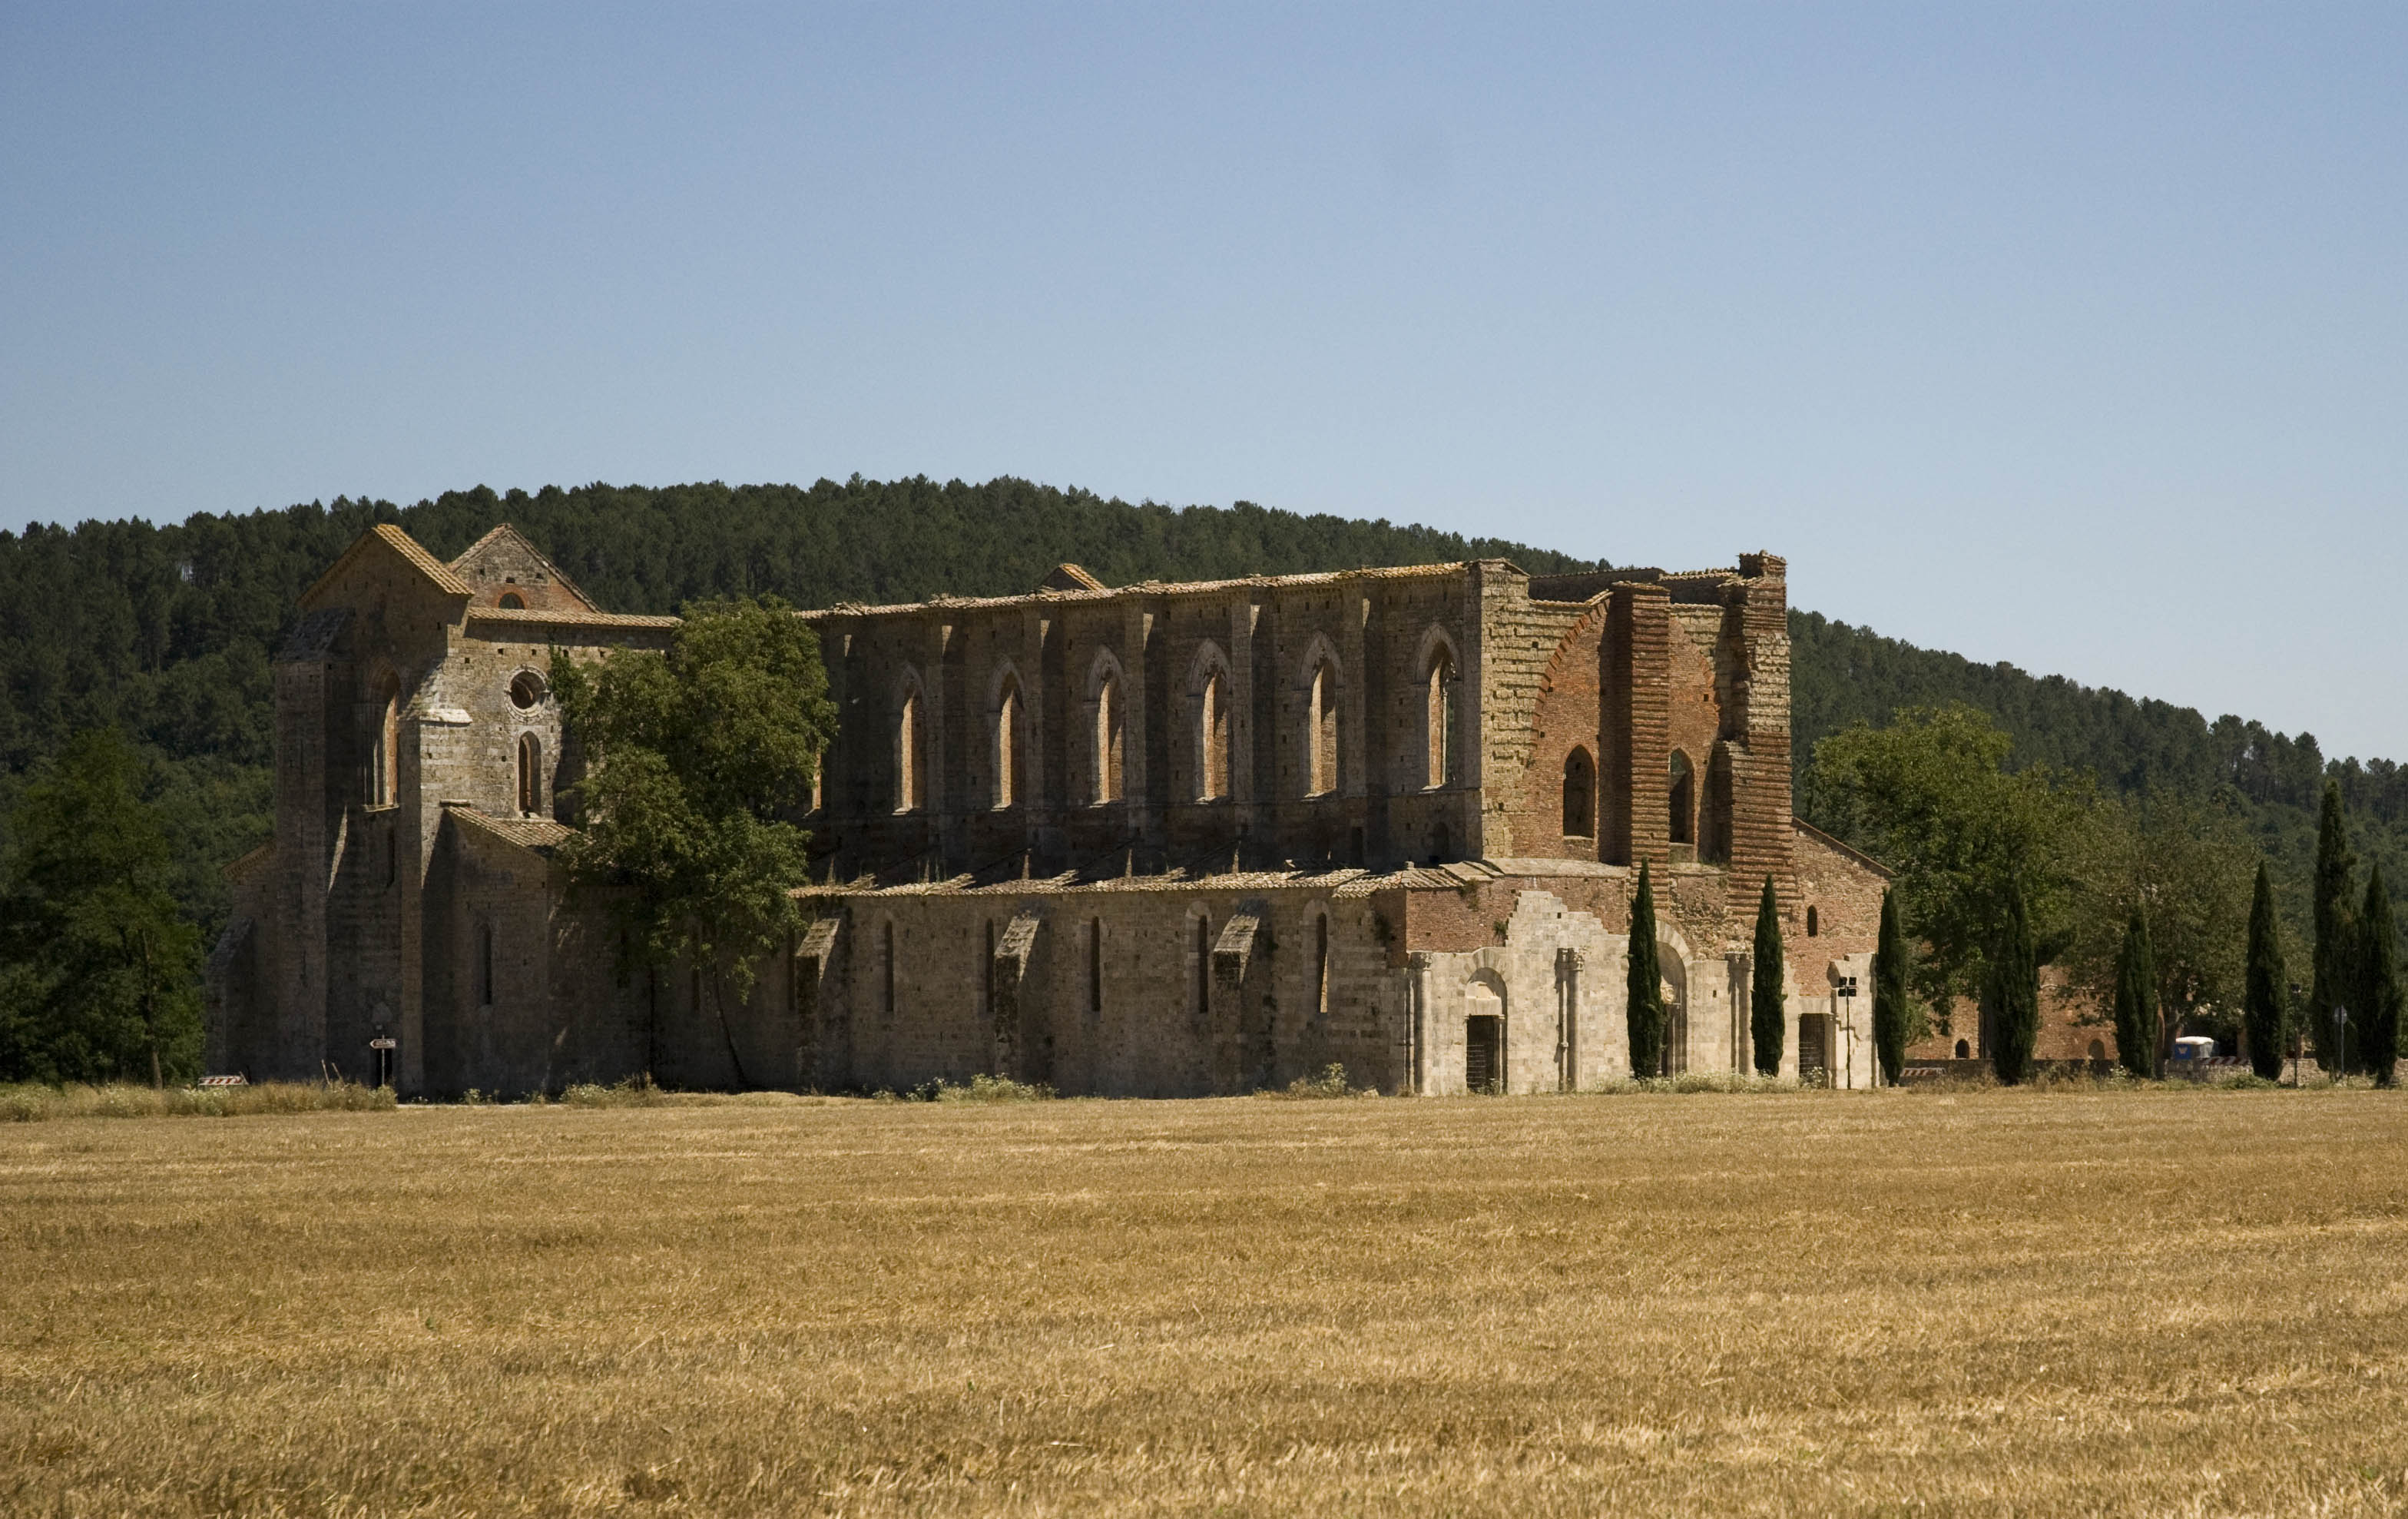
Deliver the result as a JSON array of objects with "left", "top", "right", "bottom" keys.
[{"left": 209, "top": 524, "right": 1893, "bottom": 1096}]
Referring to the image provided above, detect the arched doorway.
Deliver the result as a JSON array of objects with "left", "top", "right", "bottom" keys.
[{"left": 1464, "top": 977, "right": 1505, "bottom": 1093}]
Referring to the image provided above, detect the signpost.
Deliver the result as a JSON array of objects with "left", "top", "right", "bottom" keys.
[{"left": 369, "top": 1036, "right": 397, "bottom": 1090}]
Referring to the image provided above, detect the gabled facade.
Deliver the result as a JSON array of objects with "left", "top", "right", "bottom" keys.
[{"left": 210, "top": 523, "right": 1894, "bottom": 1097}]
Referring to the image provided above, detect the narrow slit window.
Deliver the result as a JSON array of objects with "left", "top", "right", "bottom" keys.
[
  {"left": 1194, "top": 915, "right": 1211, "bottom": 1019},
  {"left": 883, "top": 922, "right": 897, "bottom": 1020},
  {"left": 1088, "top": 917, "right": 1105, "bottom": 1016}
]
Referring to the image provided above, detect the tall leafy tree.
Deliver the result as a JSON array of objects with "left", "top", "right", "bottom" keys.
[
  {"left": 1625, "top": 863, "right": 1665, "bottom": 1080},
  {"left": 1802, "top": 705, "right": 2090, "bottom": 1034},
  {"left": 548, "top": 597, "right": 837, "bottom": 1085},
  {"left": 2242, "top": 863, "right": 2290, "bottom": 1080},
  {"left": 1871, "top": 888, "right": 1910, "bottom": 1085},
  {"left": 2309, "top": 780, "right": 2357, "bottom": 1076},
  {"left": 1749, "top": 877, "right": 1785, "bottom": 1077},
  {"left": 2357, "top": 865, "right": 2401, "bottom": 1087},
  {"left": 1984, "top": 879, "right": 2039, "bottom": 1085},
  {"left": 2063, "top": 789, "right": 2254, "bottom": 1053},
  {"left": 2110, "top": 909, "right": 2159, "bottom": 1078},
  {"left": 0, "top": 728, "right": 203, "bottom": 1085}
]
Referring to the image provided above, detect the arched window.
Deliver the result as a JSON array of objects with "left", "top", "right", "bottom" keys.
[
  {"left": 809, "top": 752, "right": 823, "bottom": 814},
  {"left": 1562, "top": 747, "right": 1596, "bottom": 840},
  {"left": 896, "top": 685, "right": 923, "bottom": 813},
  {"left": 1197, "top": 671, "right": 1228, "bottom": 801},
  {"left": 371, "top": 676, "right": 399, "bottom": 806},
  {"left": 516, "top": 732, "right": 542, "bottom": 816},
  {"left": 1701, "top": 746, "right": 1734, "bottom": 864},
  {"left": 1425, "top": 648, "right": 1456, "bottom": 788},
  {"left": 1955, "top": 1038, "right": 1971, "bottom": 1060},
  {"left": 1806, "top": 906, "right": 1820, "bottom": 937},
  {"left": 1307, "top": 659, "right": 1340, "bottom": 796},
  {"left": 1093, "top": 671, "right": 1124, "bottom": 804},
  {"left": 995, "top": 675, "right": 1022, "bottom": 810},
  {"left": 498, "top": 591, "right": 525, "bottom": 610},
  {"left": 1668, "top": 751, "right": 1695, "bottom": 846}
]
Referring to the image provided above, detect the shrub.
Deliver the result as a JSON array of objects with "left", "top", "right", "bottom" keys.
[
  {"left": 1267, "top": 1063, "right": 1373, "bottom": 1099},
  {"left": 934, "top": 1074, "right": 1053, "bottom": 1103},
  {"left": 0, "top": 1080, "right": 397, "bottom": 1122}
]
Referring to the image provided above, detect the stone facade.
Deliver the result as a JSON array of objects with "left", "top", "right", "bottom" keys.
[{"left": 209, "top": 524, "right": 1894, "bottom": 1096}]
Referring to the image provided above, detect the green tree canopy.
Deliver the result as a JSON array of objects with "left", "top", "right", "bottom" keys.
[
  {"left": 2356, "top": 865, "right": 2400, "bottom": 1087},
  {"left": 1803, "top": 703, "right": 2092, "bottom": 1015},
  {"left": 1625, "top": 864, "right": 1665, "bottom": 1080},
  {"left": 2062, "top": 790, "right": 2254, "bottom": 1053},
  {"left": 1872, "top": 889, "right": 1910, "bottom": 1084},
  {"left": 2111, "top": 908, "right": 2158, "bottom": 1079},
  {"left": 2242, "top": 862, "right": 2290, "bottom": 1081},
  {"left": 1985, "top": 878, "right": 2040, "bottom": 1086},
  {"left": 2310, "top": 780, "right": 2357, "bottom": 1073},
  {"left": 1750, "top": 876, "right": 1784, "bottom": 1078},
  {"left": 0, "top": 728, "right": 203, "bottom": 1084},
  {"left": 549, "top": 597, "right": 837, "bottom": 1083}
]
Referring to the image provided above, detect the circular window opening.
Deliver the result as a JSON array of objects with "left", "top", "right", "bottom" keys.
[
  {"left": 509, "top": 672, "right": 546, "bottom": 710},
  {"left": 498, "top": 591, "right": 525, "bottom": 609}
]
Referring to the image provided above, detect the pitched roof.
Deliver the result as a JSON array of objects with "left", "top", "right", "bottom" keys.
[
  {"left": 446, "top": 805, "right": 579, "bottom": 854},
  {"left": 449, "top": 524, "right": 600, "bottom": 612},
  {"left": 299, "top": 523, "right": 473, "bottom": 609}
]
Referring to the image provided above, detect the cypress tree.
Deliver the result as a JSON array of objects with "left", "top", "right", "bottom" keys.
[
  {"left": 1750, "top": 877, "right": 1785, "bottom": 1078},
  {"left": 2242, "top": 862, "right": 2289, "bottom": 1081},
  {"left": 2111, "top": 908, "right": 2159, "bottom": 1079},
  {"left": 2357, "top": 865, "right": 2401, "bottom": 1087},
  {"left": 1986, "top": 880, "right": 2039, "bottom": 1086},
  {"left": 2310, "top": 779, "right": 2357, "bottom": 1077},
  {"left": 1872, "top": 888, "right": 1909, "bottom": 1086},
  {"left": 1626, "top": 863, "right": 1665, "bottom": 1080}
]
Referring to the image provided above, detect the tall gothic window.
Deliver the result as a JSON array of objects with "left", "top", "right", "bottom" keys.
[
  {"left": 1668, "top": 751, "right": 1695, "bottom": 846},
  {"left": 1093, "top": 672, "right": 1124, "bottom": 804},
  {"left": 372, "top": 676, "right": 399, "bottom": 806},
  {"left": 995, "top": 675, "right": 1022, "bottom": 809},
  {"left": 1562, "top": 746, "right": 1596, "bottom": 840},
  {"left": 896, "top": 685, "right": 922, "bottom": 812},
  {"left": 1701, "top": 745, "right": 1734, "bottom": 864},
  {"left": 1197, "top": 670, "right": 1228, "bottom": 801},
  {"left": 1307, "top": 659, "right": 1340, "bottom": 796},
  {"left": 1424, "top": 648, "right": 1456, "bottom": 788},
  {"left": 515, "top": 732, "right": 542, "bottom": 817}
]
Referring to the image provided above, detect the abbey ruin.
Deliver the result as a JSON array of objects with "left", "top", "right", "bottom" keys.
[{"left": 207, "top": 522, "right": 1895, "bottom": 1096}]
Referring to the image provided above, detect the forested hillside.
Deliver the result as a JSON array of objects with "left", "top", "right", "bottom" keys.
[{"left": 1, "top": 475, "right": 2396, "bottom": 947}]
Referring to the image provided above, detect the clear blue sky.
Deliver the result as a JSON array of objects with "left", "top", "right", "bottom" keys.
[{"left": 5, "top": 5, "right": 2403, "bottom": 757}]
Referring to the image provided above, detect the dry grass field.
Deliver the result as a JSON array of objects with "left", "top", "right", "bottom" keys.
[{"left": 4, "top": 1088, "right": 2406, "bottom": 1517}]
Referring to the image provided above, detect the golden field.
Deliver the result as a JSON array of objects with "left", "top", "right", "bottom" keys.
[{"left": 3, "top": 1086, "right": 2405, "bottom": 1516}]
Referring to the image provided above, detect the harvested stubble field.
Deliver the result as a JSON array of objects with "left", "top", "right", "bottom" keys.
[{"left": 4, "top": 1089, "right": 2406, "bottom": 1517}]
